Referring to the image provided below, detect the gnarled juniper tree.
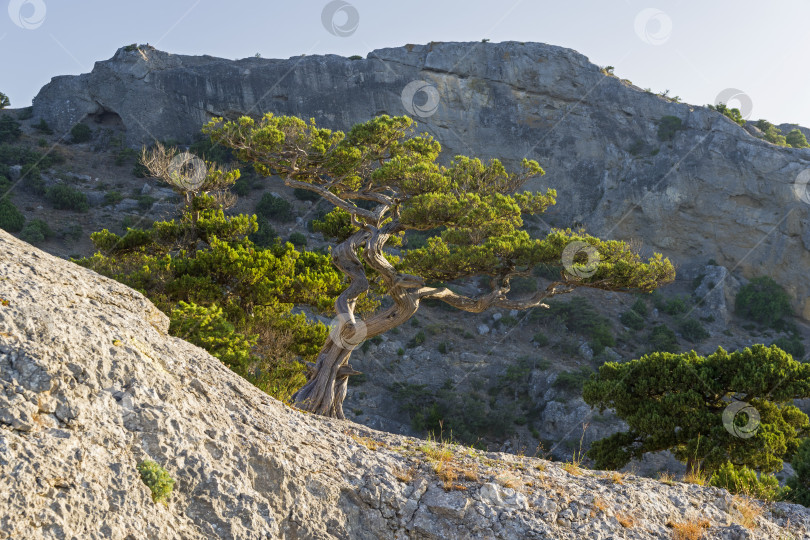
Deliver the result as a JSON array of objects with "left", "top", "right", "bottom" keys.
[{"left": 205, "top": 114, "right": 675, "bottom": 418}]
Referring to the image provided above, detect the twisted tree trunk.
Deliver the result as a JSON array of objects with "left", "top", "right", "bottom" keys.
[{"left": 292, "top": 219, "right": 572, "bottom": 418}]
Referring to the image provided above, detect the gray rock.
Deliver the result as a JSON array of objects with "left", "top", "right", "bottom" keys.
[
  {"left": 114, "top": 198, "right": 140, "bottom": 212},
  {"left": 30, "top": 41, "right": 810, "bottom": 319},
  {"left": 477, "top": 324, "right": 489, "bottom": 335},
  {"left": 0, "top": 228, "right": 807, "bottom": 539}
]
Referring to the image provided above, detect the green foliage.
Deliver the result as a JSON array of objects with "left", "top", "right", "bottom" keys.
[
  {"left": 736, "top": 276, "right": 792, "bottom": 328},
  {"left": 293, "top": 187, "right": 320, "bottom": 201},
  {"left": 773, "top": 336, "right": 806, "bottom": 360},
  {"left": 391, "top": 382, "right": 515, "bottom": 445},
  {"left": 104, "top": 190, "right": 124, "bottom": 206},
  {"left": 407, "top": 330, "right": 426, "bottom": 348},
  {"left": 70, "top": 123, "right": 92, "bottom": 143},
  {"left": 288, "top": 231, "right": 307, "bottom": 247},
  {"left": 256, "top": 192, "right": 294, "bottom": 222},
  {"left": 657, "top": 116, "right": 683, "bottom": 141},
  {"left": 0, "top": 116, "right": 22, "bottom": 144},
  {"left": 46, "top": 184, "right": 89, "bottom": 212},
  {"left": 680, "top": 318, "right": 709, "bottom": 343},
  {"left": 0, "top": 198, "right": 25, "bottom": 233},
  {"left": 136, "top": 460, "right": 175, "bottom": 504},
  {"left": 708, "top": 103, "right": 745, "bottom": 126},
  {"left": 584, "top": 345, "right": 810, "bottom": 473},
  {"left": 709, "top": 462, "right": 787, "bottom": 501},
  {"left": 787, "top": 129, "right": 810, "bottom": 149},
  {"left": 787, "top": 438, "right": 810, "bottom": 506},
  {"left": 189, "top": 135, "right": 233, "bottom": 164},
  {"left": 532, "top": 332, "right": 549, "bottom": 347},
  {"left": 34, "top": 119, "right": 53, "bottom": 134},
  {"left": 653, "top": 293, "right": 689, "bottom": 315},
  {"left": 348, "top": 55, "right": 363, "bottom": 60},
  {"left": 648, "top": 324, "right": 678, "bottom": 352},
  {"left": 78, "top": 172, "right": 344, "bottom": 402},
  {"left": 169, "top": 301, "right": 254, "bottom": 374},
  {"left": 553, "top": 367, "right": 593, "bottom": 392},
  {"left": 631, "top": 297, "right": 648, "bottom": 316},
  {"left": 755, "top": 120, "right": 788, "bottom": 146},
  {"left": 531, "top": 297, "right": 615, "bottom": 354},
  {"left": 620, "top": 309, "right": 645, "bottom": 331},
  {"left": 19, "top": 219, "right": 53, "bottom": 245},
  {"left": 0, "top": 92, "right": 9, "bottom": 109},
  {"left": 249, "top": 216, "right": 278, "bottom": 247}
]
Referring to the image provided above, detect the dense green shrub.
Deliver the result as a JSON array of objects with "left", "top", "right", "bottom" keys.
[
  {"left": 407, "top": 330, "right": 426, "bottom": 348},
  {"left": 249, "top": 216, "right": 278, "bottom": 247},
  {"left": 709, "top": 462, "right": 786, "bottom": 501},
  {"left": 19, "top": 219, "right": 54, "bottom": 244},
  {"left": 0, "top": 92, "right": 9, "bottom": 109},
  {"left": 169, "top": 302, "right": 254, "bottom": 374},
  {"left": 0, "top": 116, "right": 22, "bottom": 143},
  {"left": 648, "top": 324, "right": 678, "bottom": 352},
  {"left": 736, "top": 276, "right": 792, "bottom": 327},
  {"left": 293, "top": 187, "right": 320, "bottom": 201},
  {"left": 288, "top": 231, "right": 307, "bottom": 247},
  {"left": 585, "top": 345, "right": 810, "bottom": 473},
  {"left": 553, "top": 367, "right": 593, "bottom": 392},
  {"left": 708, "top": 103, "right": 745, "bottom": 126},
  {"left": 532, "top": 332, "right": 549, "bottom": 347},
  {"left": 657, "top": 116, "right": 683, "bottom": 141},
  {"left": 679, "top": 318, "right": 709, "bottom": 343},
  {"left": 0, "top": 198, "right": 25, "bottom": 232},
  {"left": 630, "top": 297, "right": 648, "bottom": 316},
  {"left": 755, "top": 120, "right": 788, "bottom": 146},
  {"left": 189, "top": 135, "right": 233, "bottom": 163},
  {"left": 20, "top": 164, "right": 46, "bottom": 196},
  {"left": 256, "top": 192, "right": 294, "bottom": 222},
  {"left": 787, "top": 438, "right": 810, "bottom": 506},
  {"left": 137, "top": 460, "right": 175, "bottom": 504},
  {"left": 532, "top": 297, "right": 615, "bottom": 354},
  {"left": 70, "top": 123, "right": 92, "bottom": 143},
  {"left": 34, "top": 119, "right": 53, "bottom": 134},
  {"left": 46, "top": 184, "right": 89, "bottom": 212},
  {"left": 787, "top": 129, "right": 810, "bottom": 149},
  {"left": 104, "top": 190, "right": 124, "bottom": 206},
  {"left": 390, "top": 382, "right": 516, "bottom": 444},
  {"left": 774, "top": 336, "right": 806, "bottom": 360},
  {"left": 620, "top": 309, "right": 645, "bottom": 331}
]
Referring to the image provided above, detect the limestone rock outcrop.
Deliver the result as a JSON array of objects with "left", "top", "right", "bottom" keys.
[
  {"left": 31, "top": 41, "right": 810, "bottom": 319},
  {"left": 3, "top": 230, "right": 810, "bottom": 538}
]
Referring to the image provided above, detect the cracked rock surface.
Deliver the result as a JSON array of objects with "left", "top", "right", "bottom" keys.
[{"left": 1, "top": 229, "right": 809, "bottom": 539}]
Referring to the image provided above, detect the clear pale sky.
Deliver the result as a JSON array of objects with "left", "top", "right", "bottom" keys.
[{"left": 2, "top": 0, "right": 809, "bottom": 126}]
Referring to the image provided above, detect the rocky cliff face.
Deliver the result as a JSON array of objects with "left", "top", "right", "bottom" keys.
[
  {"left": 1, "top": 228, "right": 809, "bottom": 539},
  {"left": 30, "top": 41, "right": 810, "bottom": 320}
]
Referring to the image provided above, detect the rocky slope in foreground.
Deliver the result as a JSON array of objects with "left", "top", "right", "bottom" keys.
[
  {"left": 0, "top": 229, "right": 808, "bottom": 539},
  {"left": 30, "top": 41, "right": 810, "bottom": 319}
]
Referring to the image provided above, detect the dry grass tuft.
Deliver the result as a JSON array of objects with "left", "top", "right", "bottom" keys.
[
  {"left": 351, "top": 434, "right": 382, "bottom": 451},
  {"left": 731, "top": 495, "right": 762, "bottom": 529},
  {"left": 394, "top": 466, "right": 416, "bottom": 484},
  {"left": 592, "top": 496, "right": 608, "bottom": 515},
  {"left": 669, "top": 519, "right": 710, "bottom": 540},
  {"left": 609, "top": 471, "right": 626, "bottom": 484},
  {"left": 682, "top": 469, "right": 710, "bottom": 486},
  {"left": 658, "top": 472, "right": 676, "bottom": 486},
  {"left": 616, "top": 512, "right": 636, "bottom": 528}
]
